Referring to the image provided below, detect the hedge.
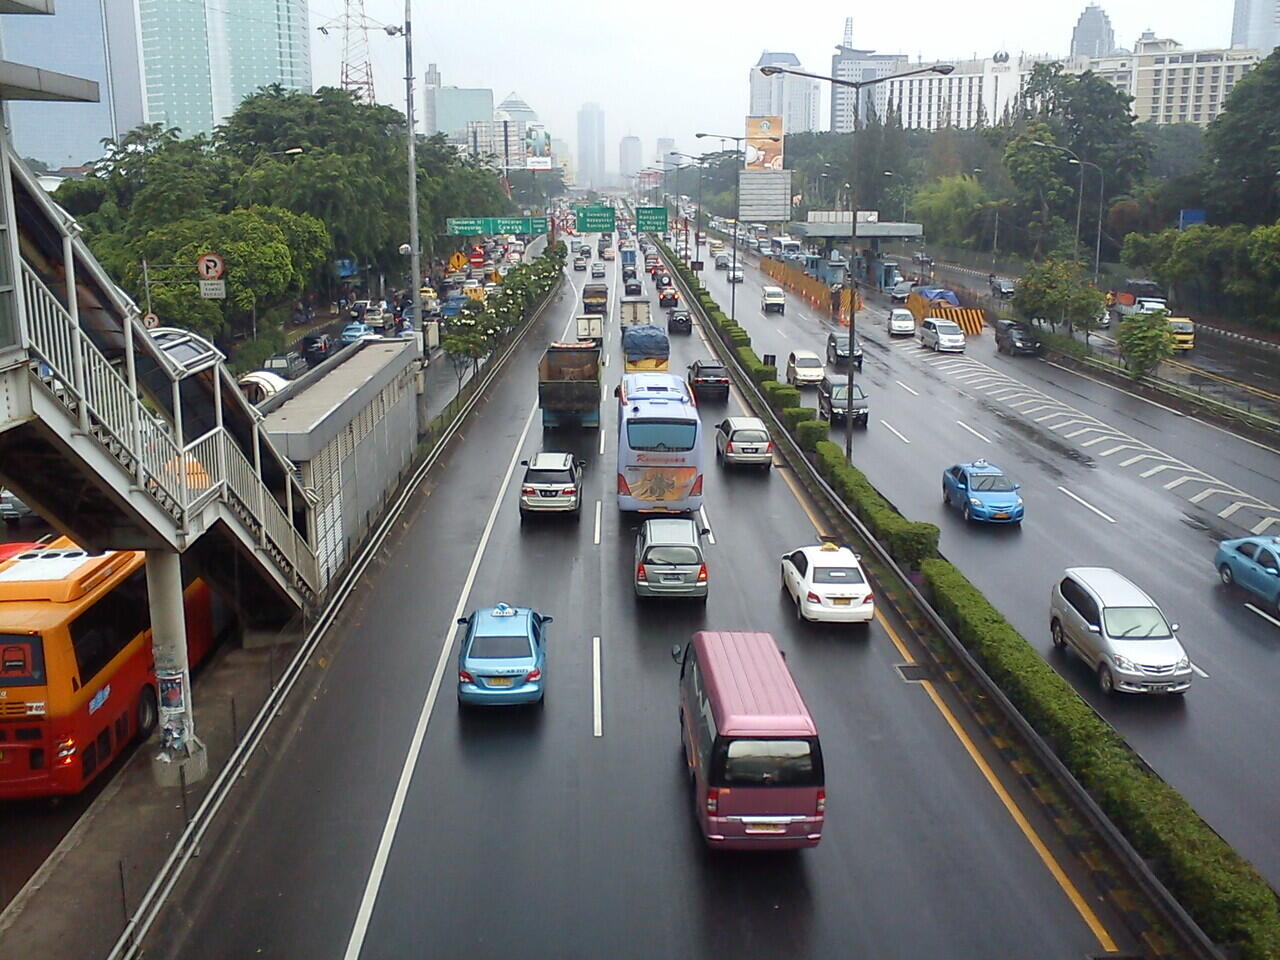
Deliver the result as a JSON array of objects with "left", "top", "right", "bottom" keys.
[
  {"left": 921, "top": 558, "right": 1280, "bottom": 960},
  {"left": 763, "top": 382, "right": 801, "bottom": 413},
  {"left": 795, "top": 419, "right": 829, "bottom": 451},
  {"left": 782, "top": 406, "right": 815, "bottom": 432},
  {"left": 734, "top": 346, "right": 775, "bottom": 386}
]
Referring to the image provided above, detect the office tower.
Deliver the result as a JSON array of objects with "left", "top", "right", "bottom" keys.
[
  {"left": 655, "top": 137, "right": 674, "bottom": 165},
  {"left": 496, "top": 91, "right": 537, "bottom": 125},
  {"left": 137, "top": 0, "right": 311, "bottom": 137},
  {"left": 577, "top": 102, "right": 604, "bottom": 189},
  {"left": 830, "top": 18, "right": 908, "bottom": 132},
  {"left": 1231, "top": 0, "right": 1280, "bottom": 53},
  {"left": 1, "top": 0, "right": 146, "bottom": 167},
  {"left": 619, "top": 135, "right": 641, "bottom": 180},
  {"left": 750, "top": 51, "right": 820, "bottom": 133},
  {"left": 434, "top": 86, "right": 494, "bottom": 141},
  {"left": 422, "top": 62, "right": 440, "bottom": 135},
  {"left": 1071, "top": 5, "right": 1117, "bottom": 58}
]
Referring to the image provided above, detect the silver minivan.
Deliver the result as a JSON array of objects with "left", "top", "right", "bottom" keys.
[
  {"left": 1049, "top": 567, "right": 1193, "bottom": 695},
  {"left": 919, "top": 318, "right": 966, "bottom": 352},
  {"left": 714, "top": 416, "right": 773, "bottom": 468},
  {"left": 634, "top": 518, "right": 709, "bottom": 600}
]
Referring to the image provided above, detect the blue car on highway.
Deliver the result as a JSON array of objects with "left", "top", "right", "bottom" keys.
[
  {"left": 456, "top": 603, "right": 552, "bottom": 707},
  {"left": 1214, "top": 536, "right": 1280, "bottom": 615},
  {"left": 942, "top": 459, "right": 1024, "bottom": 524},
  {"left": 340, "top": 321, "right": 373, "bottom": 345}
]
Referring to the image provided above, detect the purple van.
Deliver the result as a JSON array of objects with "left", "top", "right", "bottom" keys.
[{"left": 673, "top": 631, "right": 825, "bottom": 849}]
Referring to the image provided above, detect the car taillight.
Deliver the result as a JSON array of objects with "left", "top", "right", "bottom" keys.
[
  {"left": 524, "top": 668, "right": 542, "bottom": 682},
  {"left": 765, "top": 441, "right": 774, "bottom": 453},
  {"left": 458, "top": 670, "right": 474, "bottom": 684},
  {"left": 617, "top": 474, "right": 631, "bottom": 496},
  {"left": 864, "top": 593, "right": 874, "bottom": 605},
  {"left": 696, "top": 563, "right": 708, "bottom": 582},
  {"left": 521, "top": 486, "right": 536, "bottom": 496},
  {"left": 690, "top": 474, "right": 703, "bottom": 496},
  {"left": 55, "top": 736, "right": 76, "bottom": 763},
  {"left": 705, "top": 788, "right": 720, "bottom": 814},
  {"left": 562, "top": 487, "right": 576, "bottom": 496},
  {"left": 636, "top": 562, "right": 647, "bottom": 582},
  {"left": 816, "top": 789, "right": 826, "bottom": 815},
  {"left": 806, "top": 591, "right": 822, "bottom": 603},
  {"left": 724, "top": 441, "right": 734, "bottom": 453}
]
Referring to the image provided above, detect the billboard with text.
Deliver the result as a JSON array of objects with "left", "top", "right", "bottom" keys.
[{"left": 525, "top": 124, "right": 552, "bottom": 170}]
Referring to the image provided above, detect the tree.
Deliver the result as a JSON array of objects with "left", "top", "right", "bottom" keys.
[
  {"left": 1136, "top": 123, "right": 1205, "bottom": 180},
  {"left": 1116, "top": 311, "right": 1174, "bottom": 379},
  {"left": 1004, "top": 123, "right": 1072, "bottom": 258},
  {"left": 1012, "top": 258, "right": 1105, "bottom": 336},
  {"left": 909, "top": 175, "right": 985, "bottom": 247},
  {"left": 1203, "top": 48, "right": 1280, "bottom": 226}
]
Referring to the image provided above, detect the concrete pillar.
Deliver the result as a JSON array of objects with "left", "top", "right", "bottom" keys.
[{"left": 146, "top": 549, "right": 208, "bottom": 786}]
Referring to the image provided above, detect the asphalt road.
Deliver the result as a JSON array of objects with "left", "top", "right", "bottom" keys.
[
  {"left": 696, "top": 244, "right": 1280, "bottom": 887},
  {"left": 143, "top": 251, "right": 1131, "bottom": 959}
]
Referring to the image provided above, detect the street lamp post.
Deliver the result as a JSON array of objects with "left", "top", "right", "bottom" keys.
[
  {"left": 1031, "top": 140, "right": 1104, "bottom": 283},
  {"left": 385, "top": 5, "right": 424, "bottom": 360},
  {"left": 673, "top": 152, "right": 708, "bottom": 262},
  {"left": 761, "top": 61, "right": 954, "bottom": 463}
]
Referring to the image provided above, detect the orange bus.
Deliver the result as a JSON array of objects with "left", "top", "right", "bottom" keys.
[{"left": 0, "top": 539, "right": 218, "bottom": 799}]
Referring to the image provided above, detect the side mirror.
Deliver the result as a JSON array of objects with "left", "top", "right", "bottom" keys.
[
  {"left": 541, "top": 616, "right": 554, "bottom": 625},
  {"left": 1170, "top": 622, "right": 1180, "bottom": 631},
  {"left": 520, "top": 459, "right": 529, "bottom": 466},
  {"left": 456, "top": 617, "right": 469, "bottom": 626},
  {"left": 1013, "top": 483, "right": 1022, "bottom": 491},
  {"left": 700, "top": 528, "right": 711, "bottom": 536},
  {"left": 1266, "top": 568, "right": 1280, "bottom": 577},
  {"left": 1087, "top": 623, "right": 1101, "bottom": 633},
  {"left": 670, "top": 643, "right": 683, "bottom": 664}
]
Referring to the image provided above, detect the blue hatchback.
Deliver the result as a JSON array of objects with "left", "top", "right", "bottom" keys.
[
  {"left": 942, "top": 459, "right": 1024, "bottom": 524},
  {"left": 456, "top": 603, "right": 551, "bottom": 706},
  {"left": 1214, "top": 536, "right": 1280, "bottom": 615},
  {"left": 340, "top": 321, "right": 373, "bottom": 344}
]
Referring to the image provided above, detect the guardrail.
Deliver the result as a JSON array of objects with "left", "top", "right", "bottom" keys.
[{"left": 660, "top": 243, "right": 1227, "bottom": 960}]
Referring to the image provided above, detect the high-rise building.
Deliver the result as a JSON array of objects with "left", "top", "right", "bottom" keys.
[
  {"left": 656, "top": 137, "right": 675, "bottom": 167},
  {"left": 885, "top": 52, "right": 1059, "bottom": 131},
  {"left": 552, "top": 138, "right": 573, "bottom": 182},
  {"left": 750, "top": 51, "right": 820, "bottom": 133},
  {"left": 465, "top": 118, "right": 527, "bottom": 169},
  {"left": 619, "top": 135, "right": 642, "bottom": 180},
  {"left": 433, "top": 86, "right": 494, "bottom": 141},
  {"left": 1071, "top": 5, "right": 1117, "bottom": 58},
  {"left": 496, "top": 91, "right": 537, "bottom": 125},
  {"left": 1, "top": 0, "right": 146, "bottom": 167},
  {"left": 1231, "top": 0, "right": 1280, "bottom": 54},
  {"left": 422, "top": 63, "right": 441, "bottom": 136},
  {"left": 577, "top": 102, "right": 605, "bottom": 189},
  {"left": 137, "top": 0, "right": 311, "bottom": 137},
  {"left": 830, "top": 18, "right": 909, "bottom": 132}
]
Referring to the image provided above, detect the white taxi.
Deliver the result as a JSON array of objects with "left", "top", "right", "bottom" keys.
[{"left": 781, "top": 542, "right": 875, "bottom": 624}]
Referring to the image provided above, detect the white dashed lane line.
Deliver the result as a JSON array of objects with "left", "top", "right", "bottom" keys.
[
  {"left": 1057, "top": 486, "right": 1117, "bottom": 524},
  {"left": 896, "top": 380, "right": 919, "bottom": 396},
  {"left": 956, "top": 420, "right": 992, "bottom": 444},
  {"left": 1245, "top": 603, "right": 1280, "bottom": 629},
  {"left": 880, "top": 420, "right": 911, "bottom": 444}
]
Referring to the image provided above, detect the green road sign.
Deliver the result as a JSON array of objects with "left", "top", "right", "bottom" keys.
[
  {"left": 573, "top": 205, "right": 616, "bottom": 233},
  {"left": 447, "top": 216, "right": 549, "bottom": 236},
  {"left": 635, "top": 206, "right": 668, "bottom": 233}
]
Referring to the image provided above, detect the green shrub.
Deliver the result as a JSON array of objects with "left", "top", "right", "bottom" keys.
[
  {"left": 782, "top": 406, "right": 815, "bottom": 431},
  {"left": 760, "top": 380, "right": 785, "bottom": 408},
  {"left": 795, "top": 419, "right": 829, "bottom": 451},
  {"left": 768, "top": 384, "right": 801, "bottom": 412},
  {"left": 757, "top": 364, "right": 777, "bottom": 384},
  {"left": 886, "top": 521, "right": 940, "bottom": 567},
  {"left": 727, "top": 327, "right": 751, "bottom": 348}
]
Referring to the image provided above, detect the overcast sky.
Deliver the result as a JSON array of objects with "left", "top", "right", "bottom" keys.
[{"left": 310, "top": 0, "right": 1235, "bottom": 169}]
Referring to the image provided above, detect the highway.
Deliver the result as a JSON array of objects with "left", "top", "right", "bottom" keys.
[
  {"left": 141, "top": 249, "right": 1132, "bottom": 959},
  {"left": 695, "top": 240, "right": 1280, "bottom": 887}
]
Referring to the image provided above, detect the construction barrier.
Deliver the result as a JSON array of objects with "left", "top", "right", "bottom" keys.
[
  {"left": 929, "top": 307, "right": 985, "bottom": 336},
  {"left": 759, "top": 257, "right": 863, "bottom": 326}
]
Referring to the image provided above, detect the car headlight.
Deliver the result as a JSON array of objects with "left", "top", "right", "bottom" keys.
[
  {"left": 1111, "top": 654, "right": 1137, "bottom": 672},
  {"left": 1015, "top": 497, "right": 1023, "bottom": 507},
  {"left": 1176, "top": 656, "right": 1190, "bottom": 671},
  {"left": 969, "top": 497, "right": 983, "bottom": 507}
]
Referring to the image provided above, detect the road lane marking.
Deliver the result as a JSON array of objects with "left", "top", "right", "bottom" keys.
[
  {"left": 593, "top": 500, "right": 602, "bottom": 545},
  {"left": 880, "top": 420, "right": 911, "bottom": 444},
  {"left": 1191, "top": 661, "right": 1211, "bottom": 678},
  {"left": 698, "top": 504, "right": 716, "bottom": 544},
  {"left": 956, "top": 420, "right": 991, "bottom": 444},
  {"left": 1245, "top": 603, "right": 1280, "bottom": 628},
  {"left": 603, "top": 351, "right": 608, "bottom": 367},
  {"left": 342, "top": 401, "right": 539, "bottom": 960},
  {"left": 1057, "top": 486, "right": 1117, "bottom": 523},
  {"left": 593, "top": 636, "right": 603, "bottom": 737},
  {"left": 896, "top": 379, "right": 919, "bottom": 396},
  {"left": 598, "top": 428, "right": 606, "bottom": 455}
]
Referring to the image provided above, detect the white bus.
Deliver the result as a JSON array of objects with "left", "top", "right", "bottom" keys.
[{"left": 616, "top": 374, "right": 703, "bottom": 513}]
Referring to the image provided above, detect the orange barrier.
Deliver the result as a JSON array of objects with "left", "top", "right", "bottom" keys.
[
  {"left": 759, "top": 257, "right": 862, "bottom": 326},
  {"left": 905, "top": 292, "right": 984, "bottom": 336}
]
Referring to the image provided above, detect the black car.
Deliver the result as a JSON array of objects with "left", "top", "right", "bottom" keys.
[
  {"left": 667, "top": 309, "right": 692, "bottom": 334},
  {"left": 994, "top": 318, "right": 1042, "bottom": 355},
  {"left": 655, "top": 273, "right": 673, "bottom": 289},
  {"left": 624, "top": 279, "right": 643, "bottom": 296},
  {"left": 687, "top": 360, "right": 730, "bottom": 399},
  {"left": 302, "top": 333, "right": 334, "bottom": 367},
  {"left": 826, "top": 332, "right": 863, "bottom": 372},
  {"left": 622, "top": 265, "right": 638, "bottom": 281},
  {"left": 990, "top": 276, "right": 1016, "bottom": 298},
  {"left": 818, "top": 376, "right": 869, "bottom": 426}
]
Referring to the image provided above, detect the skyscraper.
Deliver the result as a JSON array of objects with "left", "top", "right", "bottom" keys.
[
  {"left": 433, "top": 86, "right": 494, "bottom": 141},
  {"left": 137, "top": 0, "right": 311, "bottom": 137},
  {"left": 750, "top": 52, "right": 820, "bottom": 133},
  {"left": 1, "top": 0, "right": 146, "bottom": 167},
  {"left": 830, "top": 18, "right": 908, "bottom": 132},
  {"left": 422, "top": 63, "right": 441, "bottom": 136},
  {"left": 1070, "top": 5, "right": 1117, "bottom": 58},
  {"left": 496, "top": 91, "right": 537, "bottom": 125},
  {"left": 619, "top": 135, "right": 642, "bottom": 180},
  {"left": 656, "top": 137, "right": 674, "bottom": 166},
  {"left": 577, "top": 102, "right": 605, "bottom": 189},
  {"left": 1232, "top": 0, "right": 1280, "bottom": 53}
]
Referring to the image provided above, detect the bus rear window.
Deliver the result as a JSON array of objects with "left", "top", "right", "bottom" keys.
[
  {"left": 713, "top": 737, "right": 823, "bottom": 787},
  {"left": 627, "top": 420, "right": 697, "bottom": 451},
  {"left": 0, "top": 635, "right": 46, "bottom": 687}
]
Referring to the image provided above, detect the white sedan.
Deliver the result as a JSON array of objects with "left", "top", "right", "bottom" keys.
[{"left": 781, "top": 542, "right": 875, "bottom": 624}]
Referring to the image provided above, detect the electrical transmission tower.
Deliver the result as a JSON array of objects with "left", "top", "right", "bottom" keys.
[{"left": 340, "top": 0, "right": 376, "bottom": 104}]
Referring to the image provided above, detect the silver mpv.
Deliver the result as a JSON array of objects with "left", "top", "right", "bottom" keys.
[
  {"left": 715, "top": 417, "right": 773, "bottom": 468},
  {"left": 1049, "top": 567, "right": 1192, "bottom": 695},
  {"left": 634, "top": 518, "right": 708, "bottom": 600}
]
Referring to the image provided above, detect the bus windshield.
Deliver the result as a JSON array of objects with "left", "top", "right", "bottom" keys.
[{"left": 626, "top": 420, "right": 698, "bottom": 451}]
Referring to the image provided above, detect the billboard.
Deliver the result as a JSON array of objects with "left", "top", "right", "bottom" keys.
[
  {"left": 525, "top": 123, "right": 552, "bottom": 170},
  {"left": 738, "top": 170, "right": 792, "bottom": 221},
  {"left": 745, "top": 116, "right": 784, "bottom": 171}
]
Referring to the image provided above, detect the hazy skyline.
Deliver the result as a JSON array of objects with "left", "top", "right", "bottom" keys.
[{"left": 311, "top": 0, "right": 1239, "bottom": 170}]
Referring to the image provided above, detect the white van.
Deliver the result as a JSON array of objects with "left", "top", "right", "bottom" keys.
[{"left": 761, "top": 286, "right": 786, "bottom": 315}]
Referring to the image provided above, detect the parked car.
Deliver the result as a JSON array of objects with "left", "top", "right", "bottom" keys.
[
  {"left": 888, "top": 308, "right": 916, "bottom": 336},
  {"left": 667, "top": 309, "right": 692, "bottom": 335},
  {"left": 781, "top": 542, "right": 874, "bottom": 624},
  {"left": 634, "top": 518, "right": 709, "bottom": 601},
  {"left": 994, "top": 318, "right": 1042, "bottom": 356},
  {"left": 785, "top": 350, "right": 824, "bottom": 387},
  {"left": 942, "top": 459, "right": 1023, "bottom": 524},
  {"left": 687, "top": 359, "right": 730, "bottom": 399},
  {"left": 825, "top": 333, "right": 862, "bottom": 372},
  {"left": 1049, "top": 568, "right": 1193, "bottom": 695},
  {"left": 0, "top": 488, "right": 34, "bottom": 525},
  {"left": 918, "top": 318, "right": 966, "bottom": 352},
  {"left": 714, "top": 416, "right": 773, "bottom": 468},
  {"left": 1214, "top": 536, "right": 1280, "bottom": 616},
  {"left": 817, "top": 377, "right": 868, "bottom": 427},
  {"left": 518, "top": 452, "right": 585, "bottom": 521},
  {"left": 456, "top": 603, "right": 551, "bottom": 707},
  {"left": 262, "top": 351, "right": 307, "bottom": 380}
]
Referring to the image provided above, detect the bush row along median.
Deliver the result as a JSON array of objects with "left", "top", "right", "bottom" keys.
[{"left": 656, "top": 239, "right": 1280, "bottom": 960}]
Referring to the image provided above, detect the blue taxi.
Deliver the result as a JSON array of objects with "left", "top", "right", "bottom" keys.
[
  {"left": 1214, "top": 536, "right": 1280, "bottom": 616},
  {"left": 942, "top": 459, "right": 1024, "bottom": 524},
  {"left": 456, "top": 603, "right": 552, "bottom": 707}
]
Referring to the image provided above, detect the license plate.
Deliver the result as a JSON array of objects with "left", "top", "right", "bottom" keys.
[
  {"left": 1147, "top": 683, "right": 1173, "bottom": 692},
  {"left": 740, "top": 447, "right": 758, "bottom": 454},
  {"left": 833, "top": 598, "right": 851, "bottom": 606},
  {"left": 993, "top": 512, "right": 1009, "bottom": 519},
  {"left": 487, "top": 677, "right": 514, "bottom": 688},
  {"left": 662, "top": 575, "right": 683, "bottom": 583},
  {"left": 745, "top": 822, "right": 787, "bottom": 835},
  {"left": 540, "top": 491, "right": 557, "bottom": 498}
]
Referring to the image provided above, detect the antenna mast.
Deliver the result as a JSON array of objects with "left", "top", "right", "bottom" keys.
[{"left": 340, "top": 0, "right": 376, "bottom": 104}]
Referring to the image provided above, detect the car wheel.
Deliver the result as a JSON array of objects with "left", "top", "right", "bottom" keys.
[
  {"left": 962, "top": 502, "right": 972, "bottom": 522},
  {"left": 1098, "top": 665, "right": 1115, "bottom": 695},
  {"left": 136, "top": 686, "right": 158, "bottom": 738},
  {"left": 1050, "top": 619, "right": 1066, "bottom": 650},
  {"left": 1218, "top": 563, "right": 1234, "bottom": 586}
]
